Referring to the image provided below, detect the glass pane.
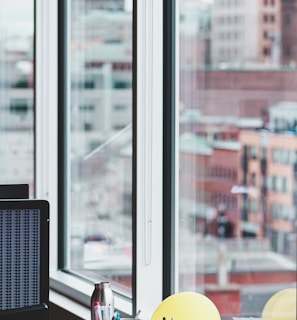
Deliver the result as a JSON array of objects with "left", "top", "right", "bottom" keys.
[
  {"left": 178, "top": 0, "right": 297, "bottom": 318},
  {"left": 0, "top": 1, "right": 34, "bottom": 196},
  {"left": 68, "top": 0, "right": 133, "bottom": 296}
]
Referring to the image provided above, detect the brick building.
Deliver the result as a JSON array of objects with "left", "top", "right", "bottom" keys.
[
  {"left": 239, "top": 128, "right": 297, "bottom": 255},
  {"left": 180, "top": 69, "right": 297, "bottom": 117},
  {"left": 179, "top": 105, "right": 297, "bottom": 255}
]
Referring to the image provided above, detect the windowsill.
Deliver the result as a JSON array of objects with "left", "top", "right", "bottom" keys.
[
  {"left": 49, "top": 270, "right": 133, "bottom": 319},
  {"left": 50, "top": 289, "right": 90, "bottom": 320}
]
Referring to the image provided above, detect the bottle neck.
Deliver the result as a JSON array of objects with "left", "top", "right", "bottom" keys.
[{"left": 98, "top": 282, "right": 111, "bottom": 289}]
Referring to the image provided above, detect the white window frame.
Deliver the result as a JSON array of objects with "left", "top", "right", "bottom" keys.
[
  {"left": 35, "top": 0, "right": 164, "bottom": 318},
  {"left": 136, "top": 0, "right": 164, "bottom": 317}
]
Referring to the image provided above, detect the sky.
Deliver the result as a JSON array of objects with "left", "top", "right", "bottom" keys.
[
  {"left": 0, "top": 0, "right": 34, "bottom": 37},
  {"left": 0, "top": 0, "right": 133, "bottom": 37}
]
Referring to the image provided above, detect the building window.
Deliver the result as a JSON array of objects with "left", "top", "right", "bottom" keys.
[
  {"left": 251, "top": 146, "right": 258, "bottom": 159},
  {"left": 263, "top": 14, "right": 275, "bottom": 23},
  {"left": 79, "top": 104, "right": 95, "bottom": 111},
  {"left": 250, "top": 172, "right": 257, "bottom": 186},
  {"left": 272, "top": 148, "right": 296, "bottom": 164},
  {"left": 263, "top": 47, "right": 271, "bottom": 56},
  {"left": 249, "top": 199, "right": 258, "bottom": 214},
  {"left": 269, "top": 176, "right": 289, "bottom": 193},
  {"left": 10, "top": 99, "right": 29, "bottom": 116},
  {"left": 284, "top": 13, "right": 291, "bottom": 26},
  {"left": 284, "top": 45, "right": 291, "bottom": 57},
  {"left": 272, "top": 204, "right": 295, "bottom": 221},
  {"left": 263, "top": 14, "right": 268, "bottom": 23}
]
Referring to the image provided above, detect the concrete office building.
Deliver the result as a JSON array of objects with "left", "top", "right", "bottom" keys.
[
  {"left": 211, "top": 0, "right": 281, "bottom": 66},
  {"left": 0, "top": 7, "right": 133, "bottom": 184},
  {"left": 182, "top": 0, "right": 297, "bottom": 67},
  {"left": 179, "top": 0, "right": 212, "bottom": 68},
  {"left": 0, "top": 33, "right": 34, "bottom": 187}
]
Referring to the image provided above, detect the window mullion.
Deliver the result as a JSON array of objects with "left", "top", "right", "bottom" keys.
[
  {"left": 35, "top": 0, "right": 58, "bottom": 270},
  {"left": 136, "top": 0, "right": 163, "bottom": 317}
]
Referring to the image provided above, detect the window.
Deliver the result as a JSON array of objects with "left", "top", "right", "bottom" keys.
[
  {"left": 272, "top": 148, "right": 296, "bottom": 164},
  {"left": 13, "top": 0, "right": 296, "bottom": 319},
  {"left": 263, "top": 47, "right": 271, "bottom": 56},
  {"left": 65, "top": 0, "right": 133, "bottom": 297},
  {"left": 53, "top": 1, "right": 163, "bottom": 317},
  {"left": 178, "top": 0, "right": 296, "bottom": 318},
  {"left": 250, "top": 146, "right": 258, "bottom": 160},
  {"left": 250, "top": 172, "right": 257, "bottom": 186},
  {"left": 272, "top": 204, "right": 295, "bottom": 221},
  {"left": 79, "top": 105, "right": 95, "bottom": 112},
  {"left": 0, "top": 1, "right": 34, "bottom": 194},
  {"left": 249, "top": 199, "right": 258, "bottom": 214},
  {"left": 284, "top": 13, "right": 291, "bottom": 26},
  {"left": 269, "top": 175, "right": 288, "bottom": 193},
  {"left": 10, "top": 99, "right": 29, "bottom": 116},
  {"left": 284, "top": 45, "right": 291, "bottom": 57},
  {"left": 264, "top": 14, "right": 268, "bottom": 23},
  {"left": 113, "top": 105, "right": 127, "bottom": 111}
]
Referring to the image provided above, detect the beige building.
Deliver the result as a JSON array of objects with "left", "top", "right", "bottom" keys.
[{"left": 211, "top": 0, "right": 281, "bottom": 65}]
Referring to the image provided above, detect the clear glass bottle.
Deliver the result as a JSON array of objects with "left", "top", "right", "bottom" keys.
[{"left": 91, "top": 282, "right": 114, "bottom": 320}]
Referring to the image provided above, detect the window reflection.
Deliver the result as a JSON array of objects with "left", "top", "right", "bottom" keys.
[
  {"left": 178, "top": 0, "right": 297, "bottom": 318},
  {"left": 0, "top": 1, "right": 34, "bottom": 195},
  {"left": 69, "top": 0, "right": 133, "bottom": 296}
]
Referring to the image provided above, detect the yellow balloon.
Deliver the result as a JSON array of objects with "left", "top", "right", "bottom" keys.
[
  {"left": 262, "top": 288, "right": 296, "bottom": 320},
  {"left": 151, "top": 291, "right": 221, "bottom": 320},
  {"left": 262, "top": 289, "right": 290, "bottom": 320},
  {"left": 271, "top": 288, "right": 296, "bottom": 320}
]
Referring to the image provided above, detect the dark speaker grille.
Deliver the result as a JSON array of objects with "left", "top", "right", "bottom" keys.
[{"left": 0, "top": 209, "right": 40, "bottom": 310}]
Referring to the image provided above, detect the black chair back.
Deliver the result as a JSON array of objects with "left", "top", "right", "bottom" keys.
[{"left": 0, "top": 199, "right": 49, "bottom": 320}]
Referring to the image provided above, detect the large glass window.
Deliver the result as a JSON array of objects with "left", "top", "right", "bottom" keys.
[
  {"left": 67, "top": 0, "right": 133, "bottom": 297},
  {"left": 178, "top": 0, "right": 296, "bottom": 318},
  {"left": 0, "top": 1, "right": 34, "bottom": 195}
]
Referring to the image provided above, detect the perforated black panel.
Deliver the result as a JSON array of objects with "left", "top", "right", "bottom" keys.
[{"left": 0, "top": 209, "right": 40, "bottom": 310}]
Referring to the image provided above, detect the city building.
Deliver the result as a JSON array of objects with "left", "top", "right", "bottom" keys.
[
  {"left": 179, "top": 104, "right": 297, "bottom": 252},
  {"left": 180, "top": 69, "right": 297, "bottom": 118},
  {"left": 239, "top": 102, "right": 297, "bottom": 256},
  {"left": 211, "top": 0, "right": 281, "bottom": 66}
]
